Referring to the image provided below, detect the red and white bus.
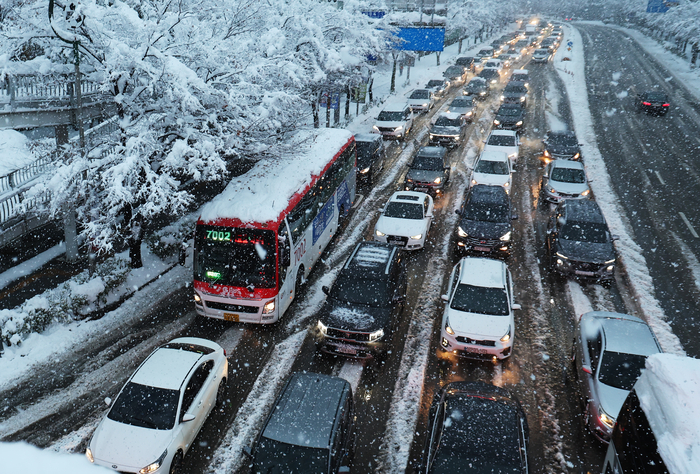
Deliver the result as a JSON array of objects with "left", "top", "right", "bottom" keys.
[{"left": 193, "top": 128, "right": 356, "bottom": 324}]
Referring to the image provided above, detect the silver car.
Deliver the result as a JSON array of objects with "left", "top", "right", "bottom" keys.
[{"left": 568, "top": 311, "right": 662, "bottom": 442}]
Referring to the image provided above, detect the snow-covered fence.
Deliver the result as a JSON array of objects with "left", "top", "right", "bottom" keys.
[{"left": 1, "top": 74, "right": 101, "bottom": 106}]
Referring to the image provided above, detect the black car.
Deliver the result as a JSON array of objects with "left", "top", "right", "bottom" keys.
[
  {"left": 245, "top": 372, "right": 354, "bottom": 474},
  {"left": 456, "top": 185, "right": 516, "bottom": 255},
  {"left": 542, "top": 130, "right": 582, "bottom": 161},
  {"left": 493, "top": 103, "right": 525, "bottom": 130},
  {"left": 314, "top": 242, "right": 407, "bottom": 359},
  {"left": 446, "top": 96, "right": 476, "bottom": 122},
  {"left": 637, "top": 91, "right": 670, "bottom": 115},
  {"left": 545, "top": 199, "right": 618, "bottom": 281},
  {"left": 425, "top": 79, "right": 449, "bottom": 97},
  {"left": 501, "top": 82, "right": 529, "bottom": 106},
  {"left": 405, "top": 146, "right": 450, "bottom": 194},
  {"left": 354, "top": 133, "right": 385, "bottom": 186},
  {"left": 421, "top": 381, "right": 529, "bottom": 474},
  {"left": 429, "top": 113, "right": 465, "bottom": 148},
  {"left": 443, "top": 65, "right": 467, "bottom": 84},
  {"left": 478, "top": 68, "right": 500, "bottom": 87},
  {"left": 463, "top": 77, "right": 489, "bottom": 98},
  {"left": 455, "top": 56, "right": 476, "bottom": 73}
]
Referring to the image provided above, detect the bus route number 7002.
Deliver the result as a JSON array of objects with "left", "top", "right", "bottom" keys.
[{"left": 294, "top": 238, "right": 307, "bottom": 263}]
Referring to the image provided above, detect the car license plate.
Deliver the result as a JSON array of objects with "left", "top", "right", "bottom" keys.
[
  {"left": 575, "top": 270, "right": 596, "bottom": 277},
  {"left": 388, "top": 239, "right": 403, "bottom": 245},
  {"left": 336, "top": 345, "right": 358, "bottom": 355},
  {"left": 473, "top": 246, "right": 490, "bottom": 252},
  {"left": 414, "top": 187, "right": 429, "bottom": 192},
  {"left": 470, "top": 347, "right": 488, "bottom": 354},
  {"left": 223, "top": 312, "right": 240, "bottom": 322}
]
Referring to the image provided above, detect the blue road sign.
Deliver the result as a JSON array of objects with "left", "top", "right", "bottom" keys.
[
  {"left": 567, "top": 40, "right": 573, "bottom": 47},
  {"left": 391, "top": 27, "right": 445, "bottom": 52},
  {"left": 646, "top": 0, "right": 669, "bottom": 12},
  {"left": 362, "top": 11, "right": 386, "bottom": 19}
]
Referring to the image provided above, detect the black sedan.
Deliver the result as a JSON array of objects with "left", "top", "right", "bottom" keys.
[
  {"left": 421, "top": 381, "right": 529, "bottom": 474},
  {"left": 501, "top": 82, "right": 529, "bottom": 106},
  {"left": 637, "top": 91, "right": 670, "bottom": 115},
  {"left": 463, "top": 77, "right": 489, "bottom": 98},
  {"left": 493, "top": 103, "right": 525, "bottom": 130},
  {"left": 542, "top": 130, "right": 582, "bottom": 161},
  {"left": 477, "top": 68, "right": 500, "bottom": 87}
]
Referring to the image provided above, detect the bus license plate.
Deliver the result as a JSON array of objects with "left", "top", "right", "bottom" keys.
[{"left": 224, "top": 313, "right": 240, "bottom": 322}]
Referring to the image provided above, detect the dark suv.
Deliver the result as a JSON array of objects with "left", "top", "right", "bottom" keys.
[
  {"left": 455, "top": 185, "right": 516, "bottom": 255},
  {"left": 314, "top": 242, "right": 407, "bottom": 359},
  {"left": 246, "top": 372, "right": 354, "bottom": 473},
  {"left": 355, "top": 133, "right": 385, "bottom": 186},
  {"left": 545, "top": 200, "right": 618, "bottom": 281},
  {"left": 404, "top": 146, "right": 450, "bottom": 195}
]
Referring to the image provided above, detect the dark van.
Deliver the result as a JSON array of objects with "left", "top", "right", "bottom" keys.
[{"left": 245, "top": 372, "right": 355, "bottom": 474}]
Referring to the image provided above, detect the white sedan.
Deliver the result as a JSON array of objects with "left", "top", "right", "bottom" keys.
[
  {"left": 484, "top": 130, "right": 520, "bottom": 163},
  {"left": 471, "top": 149, "right": 513, "bottom": 193},
  {"left": 374, "top": 191, "right": 433, "bottom": 250},
  {"left": 86, "top": 338, "right": 228, "bottom": 474}
]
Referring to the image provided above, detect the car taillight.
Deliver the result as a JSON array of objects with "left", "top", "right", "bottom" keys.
[
  {"left": 642, "top": 101, "right": 652, "bottom": 106},
  {"left": 663, "top": 103, "right": 670, "bottom": 107}
]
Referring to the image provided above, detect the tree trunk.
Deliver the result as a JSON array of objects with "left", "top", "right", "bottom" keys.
[
  {"left": 390, "top": 56, "right": 397, "bottom": 93},
  {"left": 128, "top": 215, "right": 143, "bottom": 269},
  {"left": 312, "top": 99, "right": 319, "bottom": 129}
]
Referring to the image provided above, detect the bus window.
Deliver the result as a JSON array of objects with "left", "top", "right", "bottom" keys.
[{"left": 278, "top": 222, "right": 291, "bottom": 287}]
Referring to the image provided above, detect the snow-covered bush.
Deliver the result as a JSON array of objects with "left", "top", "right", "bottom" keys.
[{"left": 145, "top": 216, "right": 197, "bottom": 260}]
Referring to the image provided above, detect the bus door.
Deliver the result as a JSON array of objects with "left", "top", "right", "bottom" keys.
[{"left": 278, "top": 219, "right": 295, "bottom": 315}]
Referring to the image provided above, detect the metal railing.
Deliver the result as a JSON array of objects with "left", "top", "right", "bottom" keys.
[{"left": 1, "top": 74, "right": 102, "bottom": 106}]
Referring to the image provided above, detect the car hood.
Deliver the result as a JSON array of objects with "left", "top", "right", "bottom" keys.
[
  {"left": 546, "top": 142, "right": 580, "bottom": 156},
  {"left": 596, "top": 382, "right": 631, "bottom": 423},
  {"left": 460, "top": 219, "right": 510, "bottom": 240},
  {"left": 495, "top": 114, "right": 523, "bottom": 123},
  {"left": 375, "top": 120, "right": 404, "bottom": 128},
  {"left": 446, "top": 309, "right": 511, "bottom": 338},
  {"left": 407, "top": 169, "right": 442, "bottom": 182},
  {"left": 90, "top": 418, "right": 172, "bottom": 469},
  {"left": 550, "top": 181, "right": 588, "bottom": 195},
  {"left": 473, "top": 172, "right": 510, "bottom": 187},
  {"left": 486, "top": 144, "right": 518, "bottom": 158},
  {"left": 466, "top": 85, "right": 486, "bottom": 93},
  {"left": 376, "top": 215, "right": 427, "bottom": 237},
  {"left": 503, "top": 91, "right": 526, "bottom": 99},
  {"left": 558, "top": 239, "right": 615, "bottom": 263},
  {"left": 320, "top": 300, "right": 391, "bottom": 332},
  {"left": 408, "top": 98, "right": 430, "bottom": 105},
  {"left": 430, "top": 125, "right": 461, "bottom": 136},
  {"left": 449, "top": 106, "right": 472, "bottom": 115}
]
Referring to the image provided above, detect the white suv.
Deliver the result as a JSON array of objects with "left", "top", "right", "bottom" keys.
[
  {"left": 440, "top": 257, "right": 520, "bottom": 360},
  {"left": 373, "top": 102, "right": 414, "bottom": 140}
]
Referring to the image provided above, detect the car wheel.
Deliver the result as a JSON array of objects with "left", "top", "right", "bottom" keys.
[
  {"left": 169, "top": 451, "right": 183, "bottom": 474},
  {"left": 215, "top": 378, "right": 227, "bottom": 409}
]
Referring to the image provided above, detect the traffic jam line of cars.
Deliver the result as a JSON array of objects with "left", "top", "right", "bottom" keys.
[{"left": 81, "top": 20, "right": 677, "bottom": 474}]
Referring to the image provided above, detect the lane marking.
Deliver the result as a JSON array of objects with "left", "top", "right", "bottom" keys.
[
  {"left": 679, "top": 212, "right": 699, "bottom": 238},
  {"left": 654, "top": 171, "right": 665, "bottom": 185}
]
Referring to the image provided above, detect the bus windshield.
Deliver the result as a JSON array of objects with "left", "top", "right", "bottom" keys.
[{"left": 194, "top": 226, "right": 276, "bottom": 289}]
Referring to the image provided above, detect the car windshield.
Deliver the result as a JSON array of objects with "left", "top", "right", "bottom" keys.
[
  {"left": 475, "top": 160, "right": 509, "bottom": 175},
  {"left": 451, "top": 98, "right": 473, "bottom": 108},
  {"left": 450, "top": 283, "right": 509, "bottom": 315},
  {"left": 548, "top": 134, "right": 578, "bottom": 147},
  {"left": 253, "top": 437, "right": 328, "bottom": 474},
  {"left": 426, "top": 80, "right": 444, "bottom": 87},
  {"left": 429, "top": 395, "right": 521, "bottom": 473},
  {"left": 485, "top": 62, "right": 500, "bottom": 68},
  {"left": 107, "top": 382, "right": 179, "bottom": 430},
  {"left": 194, "top": 226, "right": 276, "bottom": 289},
  {"left": 435, "top": 116, "right": 461, "bottom": 127},
  {"left": 413, "top": 154, "right": 444, "bottom": 171},
  {"left": 561, "top": 221, "right": 609, "bottom": 243},
  {"left": 384, "top": 202, "right": 424, "bottom": 220},
  {"left": 504, "top": 84, "right": 527, "bottom": 93},
  {"left": 410, "top": 90, "right": 431, "bottom": 99},
  {"left": 468, "top": 78, "right": 486, "bottom": 87},
  {"left": 378, "top": 111, "right": 404, "bottom": 121},
  {"left": 550, "top": 167, "right": 586, "bottom": 183},
  {"left": 488, "top": 135, "right": 516, "bottom": 146},
  {"left": 356, "top": 141, "right": 378, "bottom": 165},
  {"left": 446, "top": 67, "right": 463, "bottom": 75},
  {"left": 463, "top": 201, "right": 509, "bottom": 223},
  {"left": 330, "top": 276, "right": 391, "bottom": 308},
  {"left": 479, "top": 70, "right": 498, "bottom": 78},
  {"left": 498, "top": 107, "right": 522, "bottom": 117},
  {"left": 598, "top": 351, "right": 648, "bottom": 391}
]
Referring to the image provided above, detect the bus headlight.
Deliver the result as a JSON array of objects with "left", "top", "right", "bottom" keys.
[
  {"left": 194, "top": 293, "right": 202, "bottom": 304},
  {"left": 263, "top": 299, "right": 276, "bottom": 314}
]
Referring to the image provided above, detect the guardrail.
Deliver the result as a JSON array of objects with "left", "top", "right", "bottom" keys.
[{"left": 1, "top": 74, "right": 102, "bottom": 105}]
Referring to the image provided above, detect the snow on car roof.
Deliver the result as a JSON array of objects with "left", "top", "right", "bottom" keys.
[
  {"left": 348, "top": 244, "right": 394, "bottom": 271},
  {"left": 458, "top": 257, "right": 505, "bottom": 288},
  {"left": 634, "top": 353, "right": 700, "bottom": 474},
  {"left": 131, "top": 346, "right": 202, "bottom": 390},
  {"left": 489, "top": 129, "right": 517, "bottom": 136},
  {"left": 198, "top": 128, "right": 353, "bottom": 225},
  {"left": 600, "top": 316, "right": 660, "bottom": 355}
]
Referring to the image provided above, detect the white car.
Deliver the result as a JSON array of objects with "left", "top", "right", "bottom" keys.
[
  {"left": 86, "top": 338, "right": 228, "bottom": 474},
  {"left": 471, "top": 149, "right": 513, "bottom": 192},
  {"left": 440, "top": 257, "right": 520, "bottom": 360},
  {"left": 407, "top": 88, "right": 435, "bottom": 113},
  {"left": 484, "top": 130, "right": 520, "bottom": 163},
  {"left": 374, "top": 191, "right": 433, "bottom": 250},
  {"left": 373, "top": 102, "right": 414, "bottom": 140},
  {"left": 540, "top": 159, "right": 590, "bottom": 202},
  {"left": 482, "top": 59, "right": 505, "bottom": 73}
]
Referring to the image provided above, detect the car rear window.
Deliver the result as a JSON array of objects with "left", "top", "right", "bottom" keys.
[{"left": 598, "top": 351, "right": 648, "bottom": 390}]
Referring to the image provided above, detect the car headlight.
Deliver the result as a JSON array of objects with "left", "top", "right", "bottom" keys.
[
  {"left": 500, "top": 95, "right": 505, "bottom": 101},
  {"left": 543, "top": 150, "right": 550, "bottom": 157},
  {"left": 394, "top": 126, "right": 403, "bottom": 132},
  {"left": 471, "top": 178, "right": 478, "bottom": 185},
  {"left": 445, "top": 319, "right": 455, "bottom": 335},
  {"left": 434, "top": 177, "right": 442, "bottom": 184},
  {"left": 369, "top": 328, "right": 384, "bottom": 341},
  {"left": 466, "top": 111, "right": 473, "bottom": 116},
  {"left": 317, "top": 320, "right": 328, "bottom": 335},
  {"left": 581, "top": 189, "right": 590, "bottom": 196},
  {"left": 573, "top": 152, "right": 580, "bottom": 159},
  {"left": 410, "top": 234, "right": 423, "bottom": 240},
  {"left": 500, "top": 231, "right": 511, "bottom": 241},
  {"left": 494, "top": 119, "right": 501, "bottom": 125},
  {"left": 607, "top": 265, "right": 615, "bottom": 272},
  {"left": 500, "top": 325, "right": 512, "bottom": 342},
  {"left": 458, "top": 227, "right": 468, "bottom": 237},
  {"left": 549, "top": 187, "right": 557, "bottom": 194},
  {"left": 422, "top": 103, "right": 428, "bottom": 107},
  {"left": 516, "top": 121, "right": 523, "bottom": 126},
  {"left": 429, "top": 134, "right": 435, "bottom": 140},
  {"left": 509, "top": 153, "right": 517, "bottom": 159},
  {"left": 86, "top": 447, "right": 94, "bottom": 463},
  {"left": 491, "top": 79, "right": 497, "bottom": 84},
  {"left": 262, "top": 299, "right": 275, "bottom": 314},
  {"left": 194, "top": 293, "right": 202, "bottom": 303},
  {"left": 599, "top": 408, "right": 615, "bottom": 428},
  {"left": 139, "top": 450, "right": 167, "bottom": 474},
  {"left": 555, "top": 252, "right": 569, "bottom": 260},
  {"left": 406, "top": 178, "right": 413, "bottom": 183},
  {"left": 480, "top": 91, "right": 486, "bottom": 95},
  {"left": 375, "top": 229, "right": 386, "bottom": 237},
  {"left": 504, "top": 181, "right": 509, "bottom": 187},
  {"left": 373, "top": 125, "right": 379, "bottom": 131},
  {"left": 360, "top": 166, "right": 370, "bottom": 174},
  {"left": 520, "top": 96, "right": 526, "bottom": 101}
]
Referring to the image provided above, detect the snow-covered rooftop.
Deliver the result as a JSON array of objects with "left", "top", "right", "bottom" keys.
[
  {"left": 635, "top": 353, "right": 700, "bottom": 474},
  {"left": 198, "top": 128, "right": 353, "bottom": 225}
]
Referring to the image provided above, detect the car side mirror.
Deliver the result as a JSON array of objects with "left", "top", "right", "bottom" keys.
[
  {"left": 182, "top": 413, "right": 196, "bottom": 423},
  {"left": 512, "top": 303, "right": 522, "bottom": 310},
  {"left": 441, "top": 294, "right": 449, "bottom": 302},
  {"left": 512, "top": 214, "right": 518, "bottom": 220},
  {"left": 455, "top": 209, "right": 462, "bottom": 216},
  {"left": 612, "top": 235, "right": 620, "bottom": 241},
  {"left": 322, "top": 285, "right": 330, "bottom": 295},
  {"left": 105, "top": 397, "right": 112, "bottom": 407},
  {"left": 242, "top": 446, "right": 253, "bottom": 458},
  {"left": 426, "top": 213, "right": 433, "bottom": 218}
]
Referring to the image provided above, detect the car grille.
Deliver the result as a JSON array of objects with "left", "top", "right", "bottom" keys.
[
  {"left": 205, "top": 301, "right": 259, "bottom": 313},
  {"left": 569, "top": 260, "right": 603, "bottom": 272},
  {"left": 326, "top": 327, "right": 371, "bottom": 342},
  {"left": 378, "top": 127, "right": 398, "bottom": 133},
  {"left": 412, "top": 180, "right": 436, "bottom": 187},
  {"left": 465, "top": 236, "right": 501, "bottom": 247},
  {"left": 386, "top": 235, "right": 408, "bottom": 247},
  {"left": 456, "top": 336, "right": 496, "bottom": 346}
]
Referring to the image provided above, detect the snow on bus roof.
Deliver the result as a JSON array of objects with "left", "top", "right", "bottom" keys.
[
  {"left": 199, "top": 128, "right": 353, "bottom": 225},
  {"left": 635, "top": 353, "right": 700, "bottom": 474}
]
